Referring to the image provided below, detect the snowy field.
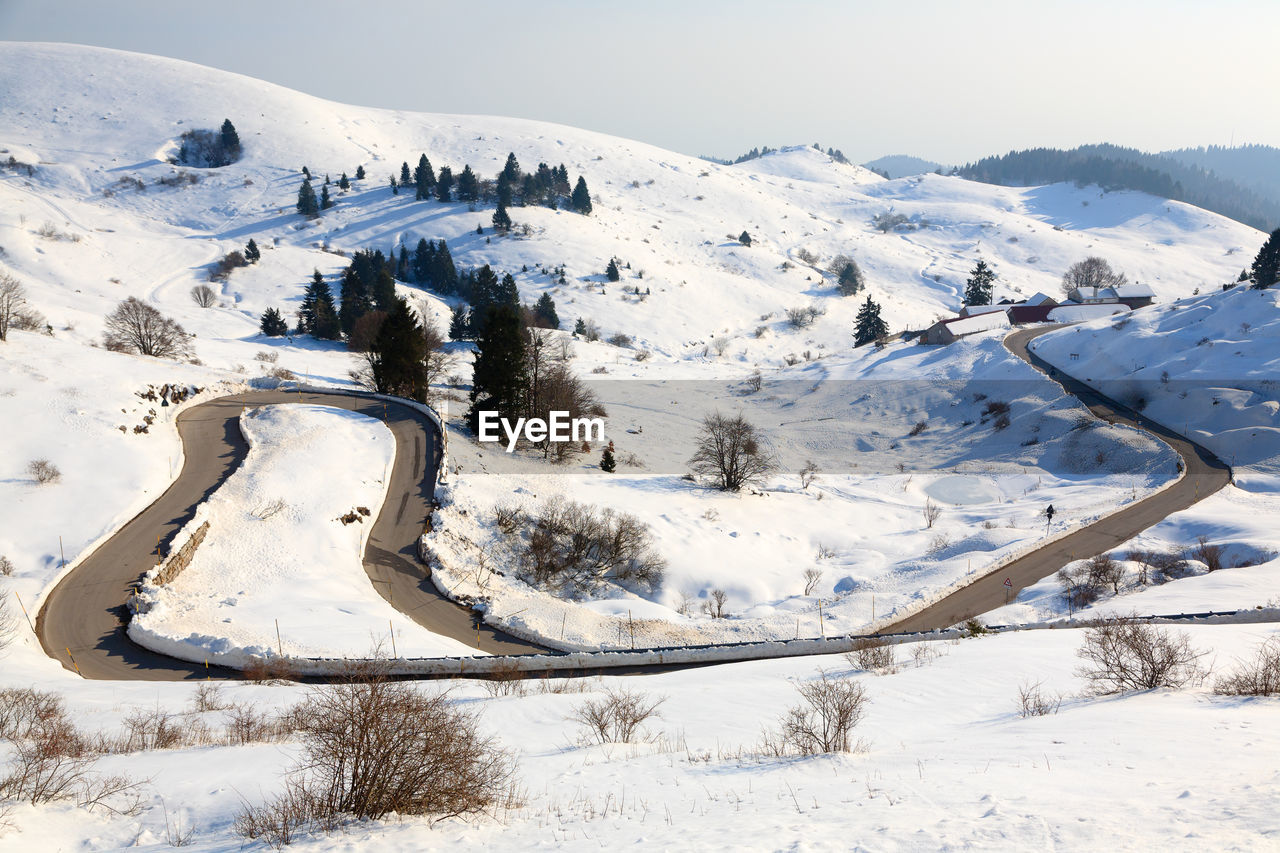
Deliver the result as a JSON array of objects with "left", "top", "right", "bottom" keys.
[
  {"left": 1, "top": 620, "right": 1278, "bottom": 850},
  {"left": 129, "top": 404, "right": 482, "bottom": 662}
]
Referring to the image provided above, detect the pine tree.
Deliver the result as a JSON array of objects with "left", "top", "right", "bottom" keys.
[
  {"left": 339, "top": 267, "right": 373, "bottom": 337},
  {"left": 400, "top": 162, "right": 412, "bottom": 187},
  {"left": 571, "top": 176, "right": 592, "bottom": 215},
  {"left": 435, "top": 166, "right": 454, "bottom": 202},
  {"left": 373, "top": 267, "right": 398, "bottom": 312},
  {"left": 259, "top": 307, "right": 288, "bottom": 337},
  {"left": 302, "top": 165, "right": 310, "bottom": 179},
  {"left": 457, "top": 165, "right": 479, "bottom": 202},
  {"left": 370, "top": 298, "right": 428, "bottom": 401},
  {"left": 413, "top": 238, "right": 434, "bottom": 285},
  {"left": 497, "top": 174, "right": 514, "bottom": 208},
  {"left": 296, "top": 178, "right": 319, "bottom": 216},
  {"left": 739, "top": 230, "right": 751, "bottom": 246},
  {"left": 413, "top": 154, "right": 436, "bottom": 200},
  {"left": 574, "top": 317, "right": 587, "bottom": 336},
  {"left": 836, "top": 260, "right": 864, "bottom": 296},
  {"left": 600, "top": 444, "right": 616, "bottom": 473},
  {"left": 963, "top": 259, "right": 997, "bottom": 305},
  {"left": 433, "top": 240, "right": 458, "bottom": 293},
  {"left": 492, "top": 203, "right": 512, "bottom": 233},
  {"left": 355, "top": 165, "right": 366, "bottom": 180},
  {"left": 338, "top": 172, "right": 350, "bottom": 190},
  {"left": 219, "top": 119, "right": 241, "bottom": 158},
  {"left": 320, "top": 183, "right": 333, "bottom": 210},
  {"left": 1249, "top": 227, "right": 1280, "bottom": 289},
  {"left": 854, "top": 295, "right": 889, "bottom": 347},
  {"left": 605, "top": 258, "right": 620, "bottom": 282},
  {"left": 501, "top": 152, "right": 521, "bottom": 184},
  {"left": 396, "top": 245, "right": 410, "bottom": 282},
  {"left": 498, "top": 273, "right": 520, "bottom": 308},
  {"left": 390, "top": 175, "right": 398, "bottom": 195},
  {"left": 300, "top": 271, "right": 340, "bottom": 339},
  {"left": 448, "top": 304, "right": 471, "bottom": 340},
  {"left": 244, "top": 238, "right": 261, "bottom": 263},
  {"left": 534, "top": 292, "right": 559, "bottom": 329},
  {"left": 467, "top": 303, "right": 527, "bottom": 433}
]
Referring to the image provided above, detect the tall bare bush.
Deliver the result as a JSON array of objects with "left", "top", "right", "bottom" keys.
[
  {"left": 1076, "top": 615, "right": 1208, "bottom": 693},
  {"left": 103, "top": 297, "right": 193, "bottom": 359}
]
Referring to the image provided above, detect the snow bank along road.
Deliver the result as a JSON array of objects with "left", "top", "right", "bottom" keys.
[
  {"left": 37, "top": 390, "right": 542, "bottom": 681},
  {"left": 884, "top": 326, "right": 1234, "bottom": 634}
]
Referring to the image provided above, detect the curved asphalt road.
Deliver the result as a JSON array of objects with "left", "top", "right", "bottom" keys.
[
  {"left": 884, "top": 325, "right": 1233, "bottom": 634},
  {"left": 37, "top": 390, "right": 541, "bottom": 681}
]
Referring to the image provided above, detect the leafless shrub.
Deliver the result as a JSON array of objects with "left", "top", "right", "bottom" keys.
[
  {"left": 224, "top": 703, "right": 289, "bottom": 745},
  {"left": 580, "top": 319, "right": 601, "bottom": 342},
  {"left": 908, "top": 420, "right": 927, "bottom": 437},
  {"left": 254, "top": 350, "right": 279, "bottom": 364},
  {"left": 768, "top": 670, "right": 868, "bottom": 755},
  {"left": 242, "top": 657, "right": 297, "bottom": 684},
  {"left": 35, "top": 221, "right": 80, "bottom": 241},
  {"left": 847, "top": 638, "right": 896, "bottom": 673},
  {"left": 492, "top": 502, "right": 523, "bottom": 536},
  {"left": 993, "top": 413, "right": 1011, "bottom": 431},
  {"left": 1016, "top": 680, "right": 1062, "bottom": 717},
  {"left": 1190, "top": 535, "right": 1224, "bottom": 572},
  {"left": 744, "top": 371, "right": 763, "bottom": 394},
  {"left": 252, "top": 498, "right": 288, "bottom": 520},
  {"left": 1076, "top": 615, "right": 1209, "bottom": 693},
  {"left": 534, "top": 674, "right": 592, "bottom": 695},
  {"left": 1146, "top": 548, "right": 1190, "bottom": 580},
  {"left": 911, "top": 643, "right": 944, "bottom": 667},
  {"left": 120, "top": 706, "right": 184, "bottom": 751},
  {"left": 815, "top": 543, "right": 836, "bottom": 561},
  {"left": 570, "top": 688, "right": 664, "bottom": 744},
  {"left": 799, "top": 459, "right": 820, "bottom": 489},
  {"left": 0, "top": 556, "right": 12, "bottom": 577},
  {"left": 26, "top": 459, "right": 61, "bottom": 485},
  {"left": 103, "top": 297, "right": 193, "bottom": 359},
  {"left": 190, "top": 284, "right": 217, "bottom": 308},
  {"left": 480, "top": 659, "right": 528, "bottom": 698},
  {"left": 702, "top": 588, "right": 728, "bottom": 618},
  {"left": 981, "top": 400, "right": 1010, "bottom": 418},
  {"left": 688, "top": 411, "right": 777, "bottom": 491},
  {"left": 1057, "top": 564, "right": 1102, "bottom": 611},
  {"left": 795, "top": 248, "right": 819, "bottom": 265},
  {"left": 190, "top": 682, "right": 228, "bottom": 714},
  {"left": 209, "top": 251, "right": 248, "bottom": 282},
  {"left": 237, "top": 661, "right": 516, "bottom": 835},
  {"left": 607, "top": 332, "right": 632, "bottom": 348},
  {"left": 1213, "top": 638, "right": 1280, "bottom": 696},
  {"left": 520, "top": 497, "right": 665, "bottom": 593},
  {"left": 923, "top": 498, "right": 941, "bottom": 529},
  {"left": 0, "top": 688, "right": 66, "bottom": 741},
  {"left": 634, "top": 349, "right": 651, "bottom": 362},
  {"left": 785, "top": 305, "right": 824, "bottom": 328},
  {"left": 1087, "top": 553, "right": 1124, "bottom": 594},
  {"left": 0, "top": 593, "right": 14, "bottom": 654},
  {"left": 802, "top": 567, "right": 824, "bottom": 595},
  {"left": 268, "top": 366, "right": 296, "bottom": 381},
  {"left": 712, "top": 336, "right": 730, "bottom": 356},
  {"left": 926, "top": 533, "right": 951, "bottom": 556},
  {"left": 0, "top": 272, "right": 28, "bottom": 342}
]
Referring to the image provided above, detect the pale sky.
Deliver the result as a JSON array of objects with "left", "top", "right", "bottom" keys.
[{"left": 2, "top": 0, "right": 1276, "bottom": 164}]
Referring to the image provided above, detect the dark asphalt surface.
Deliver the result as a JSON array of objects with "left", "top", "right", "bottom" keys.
[{"left": 37, "top": 390, "right": 540, "bottom": 681}]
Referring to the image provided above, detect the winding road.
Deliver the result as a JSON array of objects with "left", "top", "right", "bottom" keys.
[
  {"left": 37, "top": 390, "right": 541, "bottom": 681},
  {"left": 38, "top": 327, "right": 1234, "bottom": 680}
]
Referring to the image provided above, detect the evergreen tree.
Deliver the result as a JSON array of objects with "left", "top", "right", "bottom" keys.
[
  {"left": 413, "top": 238, "right": 434, "bottom": 285},
  {"left": 605, "top": 258, "right": 620, "bottom": 282},
  {"left": 244, "top": 238, "right": 261, "bottom": 263},
  {"left": 373, "top": 267, "right": 398, "bottom": 312},
  {"left": 302, "top": 165, "right": 310, "bottom": 179},
  {"left": 299, "top": 271, "right": 340, "bottom": 339},
  {"left": 574, "top": 317, "right": 587, "bottom": 336},
  {"left": 1249, "top": 227, "right": 1280, "bottom": 289},
  {"left": 220, "top": 119, "right": 241, "bottom": 157},
  {"left": 496, "top": 174, "right": 515, "bottom": 208},
  {"left": 390, "top": 175, "right": 398, "bottom": 194},
  {"left": 553, "top": 164, "right": 571, "bottom": 195},
  {"left": 369, "top": 298, "right": 428, "bottom": 401},
  {"left": 457, "top": 164, "right": 480, "bottom": 202},
  {"left": 467, "top": 303, "right": 527, "bottom": 433},
  {"left": 492, "top": 203, "right": 512, "bottom": 233},
  {"left": 338, "top": 172, "right": 350, "bottom": 190},
  {"left": 396, "top": 245, "right": 410, "bottom": 282},
  {"left": 355, "top": 165, "right": 366, "bottom": 180},
  {"left": 448, "top": 304, "right": 471, "bottom": 340},
  {"left": 498, "top": 273, "right": 520, "bottom": 308},
  {"left": 296, "top": 178, "right": 319, "bottom": 216},
  {"left": 339, "top": 267, "right": 373, "bottom": 337},
  {"left": 259, "top": 307, "right": 288, "bottom": 337},
  {"left": 413, "top": 154, "right": 436, "bottom": 200},
  {"left": 571, "top": 176, "right": 593, "bottom": 215},
  {"left": 854, "top": 295, "right": 889, "bottom": 347},
  {"left": 534, "top": 292, "right": 560, "bottom": 329},
  {"left": 739, "top": 231, "right": 752, "bottom": 246},
  {"left": 501, "top": 152, "right": 521, "bottom": 184},
  {"left": 963, "top": 259, "right": 997, "bottom": 305},
  {"left": 600, "top": 444, "right": 616, "bottom": 473},
  {"left": 835, "top": 260, "right": 864, "bottom": 296},
  {"left": 400, "top": 161, "right": 412, "bottom": 186},
  {"left": 320, "top": 183, "right": 333, "bottom": 210},
  {"left": 433, "top": 240, "right": 458, "bottom": 293},
  {"left": 435, "top": 166, "right": 454, "bottom": 202}
]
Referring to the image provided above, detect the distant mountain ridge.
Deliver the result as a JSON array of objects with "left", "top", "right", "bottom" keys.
[
  {"left": 958, "top": 143, "right": 1280, "bottom": 232},
  {"left": 862, "top": 155, "right": 945, "bottom": 179},
  {"left": 1159, "top": 144, "right": 1280, "bottom": 209}
]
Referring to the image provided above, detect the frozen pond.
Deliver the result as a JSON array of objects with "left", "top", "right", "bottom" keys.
[{"left": 925, "top": 475, "right": 1000, "bottom": 505}]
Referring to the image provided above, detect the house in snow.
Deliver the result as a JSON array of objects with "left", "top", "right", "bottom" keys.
[
  {"left": 921, "top": 310, "right": 1011, "bottom": 345},
  {"left": 1064, "top": 283, "right": 1155, "bottom": 309}
]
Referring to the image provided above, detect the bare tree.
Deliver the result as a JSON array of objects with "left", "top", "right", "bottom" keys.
[
  {"left": 1061, "top": 256, "right": 1127, "bottom": 296},
  {"left": 802, "top": 567, "right": 824, "bottom": 596},
  {"left": 0, "top": 592, "right": 17, "bottom": 654},
  {"left": 0, "top": 272, "right": 27, "bottom": 341},
  {"left": 1016, "top": 680, "right": 1062, "bottom": 717},
  {"left": 103, "top": 297, "right": 193, "bottom": 359},
  {"left": 702, "top": 588, "right": 729, "bottom": 618},
  {"left": 1087, "top": 553, "right": 1124, "bottom": 595},
  {"left": 772, "top": 670, "right": 868, "bottom": 755},
  {"left": 1213, "top": 638, "right": 1280, "bottom": 696},
  {"left": 847, "top": 638, "right": 896, "bottom": 672},
  {"left": 689, "top": 412, "right": 777, "bottom": 491},
  {"left": 923, "top": 498, "right": 942, "bottom": 529},
  {"left": 190, "top": 284, "right": 217, "bottom": 308},
  {"left": 570, "top": 689, "right": 664, "bottom": 744},
  {"left": 26, "top": 459, "right": 61, "bottom": 485},
  {"left": 420, "top": 315, "right": 456, "bottom": 393},
  {"left": 1076, "top": 615, "right": 1208, "bottom": 693}
]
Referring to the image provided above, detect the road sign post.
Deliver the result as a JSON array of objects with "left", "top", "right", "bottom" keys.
[{"left": 1003, "top": 576, "right": 1013, "bottom": 604}]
